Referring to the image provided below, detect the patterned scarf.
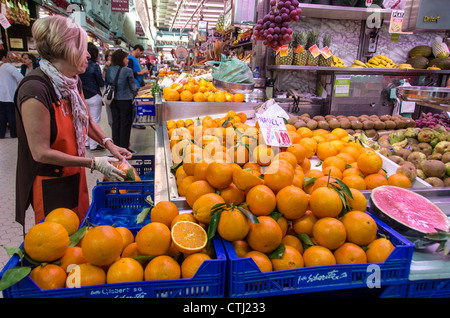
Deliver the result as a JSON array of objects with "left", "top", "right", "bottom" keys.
[{"left": 40, "top": 59, "right": 89, "bottom": 157}]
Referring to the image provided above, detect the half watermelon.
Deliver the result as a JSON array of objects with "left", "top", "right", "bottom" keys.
[{"left": 370, "top": 186, "right": 450, "bottom": 248}]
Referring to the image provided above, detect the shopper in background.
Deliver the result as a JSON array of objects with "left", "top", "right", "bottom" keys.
[
  {"left": 145, "top": 56, "right": 154, "bottom": 77},
  {"left": 0, "top": 49, "right": 23, "bottom": 138},
  {"left": 128, "top": 44, "right": 148, "bottom": 87},
  {"left": 20, "top": 53, "right": 39, "bottom": 76},
  {"left": 14, "top": 15, "right": 131, "bottom": 226},
  {"left": 106, "top": 49, "right": 137, "bottom": 153},
  {"left": 128, "top": 44, "right": 149, "bottom": 129},
  {"left": 79, "top": 42, "right": 105, "bottom": 151},
  {"left": 102, "top": 49, "right": 114, "bottom": 129},
  {"left": 102, "top": 49, "right": 114, "bottom": 79}
]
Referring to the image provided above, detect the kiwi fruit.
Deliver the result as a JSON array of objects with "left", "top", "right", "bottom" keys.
[
  {"left": 358, "top": 115, "right": 369, "bottom": 121},
  {"left": 373, "top": 121, "right": 386, "bottom": 130},
  {"left": 294, "top": 119, "right": 307, "bottom": 129},
  {"left": 306, "top": 120, "right": 318, "bottom": 130},
  {"left": 317, "top": 120, "right": 330, "bottom": 130},
  {"left": 362, "top": 120, "right": 374, "bottom": 130},
  {"left": 404, "top": 118, "right": 415, "bottom": 128},
  {"left": 339, "top": 119, "right": 351, "bottom": 129},
  {"left": 364, "top": 129, "right": 377, "bottom": 138},
  {"left": 328, "top": 119, "right": 341, "bottom": 130},
  {"left": 313, "top": 115, "right": 325, "bottom": 122},
  {"left": 287, "top": 116, "right": 299, "bottom": 125},
  {"left": 347, "top": 116, "right": 358, "bottom": 122},
  {"left": 395, "top": 119, "right": 406, "bottom": 129},
  {"left": 384, "top": 120, "right": 396, "bottom": 130},
  {"left": 379, "top": 115, "right": 391, "bottom": 121},
  {"left": 345, "top": 129, "right": 355, "bottom": 135},
  {"left": 351, "top": 120, "right": 363, "bottom": 130},
  {"left": 325, "top": 115, "right": 335, "bottom": 121},
  {"left": 300, "top": 113, "right": 310, "bottom": 119}
]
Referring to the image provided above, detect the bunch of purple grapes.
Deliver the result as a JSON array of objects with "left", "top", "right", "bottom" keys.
[
  {"left": 253, "top": 0, "right": 302, "bottom": 51},
  {"left": 415, "top": 112, "right": 450, "bottom": 129}
]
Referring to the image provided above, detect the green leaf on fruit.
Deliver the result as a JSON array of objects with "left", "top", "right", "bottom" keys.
[{"left": 0, "top": 266, "right": 31, "bottom": 291}]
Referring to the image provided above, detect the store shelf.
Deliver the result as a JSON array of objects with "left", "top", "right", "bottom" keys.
[
  {"left": 298, "top": 3, "right": 392, "bottom": 20},
  {"left": 268, "top": 64, "right": 450, "bottom": 75},
  {"left": 415, "top": 102, "right": 450, "bottom": 112}
]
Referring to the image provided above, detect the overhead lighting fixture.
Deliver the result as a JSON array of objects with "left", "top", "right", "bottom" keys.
[
  {"left": 183, "top": 8, "right": 223, "bottom": 13},
  {"left": 178, "top": 13, "right": 219, "bottom": 17}
]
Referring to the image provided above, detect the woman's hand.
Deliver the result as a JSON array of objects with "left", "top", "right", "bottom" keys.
[{"left": 108, "top": 143, "right": 133, "bottom": 160}]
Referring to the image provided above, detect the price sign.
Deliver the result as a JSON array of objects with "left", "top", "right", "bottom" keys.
[
  {"left": 256, "top": 115, "right": 292, "bottom": 147},
  {"left": 309, "top": 44, "right": 321, "bottom": 58},
  {"left": 389, "top": 10, "right": 413, "bottom": 34},
  {"left": 0, "top": 13, "right": 11, "bottom": 29},
  {"left": 334, "top": 75, "right": 351, "bottom": 97}
]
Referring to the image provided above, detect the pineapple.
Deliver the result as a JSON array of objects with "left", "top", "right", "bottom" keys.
[
  {"left": 275, "top": 38, "right": 294, "bottom": 65},
  {"left": 319, "top": 34, "right": 333, "bottom": 67},
  {"left": 306, "top": 30, "right": 320, "bottom": 66},
  {"left": 293, "top": 31, "right": 308, "bottom": 66},
  {"left": 216, "top": 13, "right": 225, "bottom": 33}
]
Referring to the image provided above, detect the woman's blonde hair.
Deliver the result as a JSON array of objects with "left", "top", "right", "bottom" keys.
[{"left": 32, "top": 15, "right": 87, "bottom": 68}]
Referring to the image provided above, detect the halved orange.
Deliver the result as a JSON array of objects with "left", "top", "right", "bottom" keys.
[
  {"left": 171, "top": 221, "right": 208, "bottom": 254},
  {"left": 171, "top": 83, "right": 184, "bottom": 93}
]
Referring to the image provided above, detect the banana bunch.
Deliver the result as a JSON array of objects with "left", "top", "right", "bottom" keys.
[
  {"left": 351, "top": 55, "right": 398, "bottom": 68},
  {"left": 397, "top": 63, "right": 415, "bottom": 69},
  {"left": 331, "top": 56, "right": 347, "bottom": 67},
  {"left": 366, "top": 55, "right": 397, "bottom": 68},
  {"left": 351, "top": 59, "right": 368, "bottom": 68}
]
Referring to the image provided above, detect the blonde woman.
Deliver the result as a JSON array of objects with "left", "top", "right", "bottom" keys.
[{"left": 14, "top": 15, "right": 132, "bottom": 226}]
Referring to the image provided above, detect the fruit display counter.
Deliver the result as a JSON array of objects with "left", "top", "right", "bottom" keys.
[
  {"left": 2, "top": 101, "right": 450, "bottom": 298},
  {"left": 153, "top": 104, "right": 449, "bottom": 298}
]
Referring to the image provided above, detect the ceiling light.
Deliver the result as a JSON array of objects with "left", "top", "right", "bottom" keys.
[{"left": 182, "top": 8, "right": 223, "bottom": 13}]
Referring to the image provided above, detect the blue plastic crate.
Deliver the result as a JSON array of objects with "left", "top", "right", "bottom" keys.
[
  {"left": 405, "top": 279, "right": 450, "bottom": 298},
  {"left": 1, "top": 186, "right": 227, "bottom": 298},
  {"left": 88, "top": 181, "right": 155, "bottom": 230},
  {"left": 223, "top": 213, "right": 414, "bottom": 298},
  {"left": 1, "top": 237, "right": 226, "bottom": 298}
]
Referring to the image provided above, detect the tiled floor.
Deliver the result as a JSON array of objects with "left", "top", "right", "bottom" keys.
[{"left": 0, "top": 107, "right": 155, "bottom": 272}]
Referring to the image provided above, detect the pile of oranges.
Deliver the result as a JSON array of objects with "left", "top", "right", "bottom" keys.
[
  {"left": 158, "top": 69, "right": 176, "bottom": 77},
  {"left": 22, "top": 205, "right": 213, "bottom": 290},
  {"left": 168, "top": 115, "right": 397, "bottom": 272},
  {"left": 163, "top": 78, "right": 245, "bottom": 103}
]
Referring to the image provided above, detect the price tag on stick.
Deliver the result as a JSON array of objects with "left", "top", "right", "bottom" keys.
[
  {"left": 256, "top": 114, "right": 292, "bottom": 148},
  {"left": 0, "top": 13, "right": 11, "bottom": 29}
]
